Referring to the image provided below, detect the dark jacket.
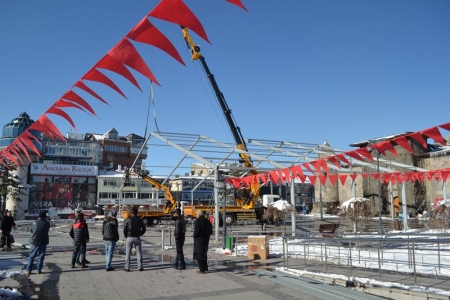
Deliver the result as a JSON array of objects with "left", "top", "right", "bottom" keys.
[
  {"left": 174, "top": 216, "right": 186, "bottom": 239},
  {"left": 29, "top": 217, "right": 50, "bottom": 246},
  {"left": 193, "top": 215, "right": 213, "bottom": 261},
  {"left": 1, "top": 215, "right": 16, "bottom": 234},
  {"left": 123, "top": 215, "right": 146, "bottom": 238},
  {"left": 102, "top": 216, "right": 119, "bottom": 241},
  {"left": 69, "top": 219, "right": 90, "bottom": 243}
]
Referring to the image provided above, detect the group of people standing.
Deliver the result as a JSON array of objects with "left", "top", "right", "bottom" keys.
[{"left": 23, "top": 206, "right": 213, "bottom": 276}]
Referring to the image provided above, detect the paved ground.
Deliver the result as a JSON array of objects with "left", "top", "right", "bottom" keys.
[{"left": 0, "top": 219, "right": 448, "bottom": 300}]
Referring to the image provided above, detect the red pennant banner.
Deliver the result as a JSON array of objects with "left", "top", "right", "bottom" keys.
[
  {"left": 226, "top": 0, "right": 248, "bottom": 11},
  {"left": 149, "top": 0, "right": 210, "bottom": 43},
  {"left": 318, "top": 175, "right": 327, "bottom": 186},
  {"left": 318, "top": 159, "right": 329, "bottom": 174},
  {"left": 73, "top": 80, "right": 109, "bottom": 105},
  {"left": 409, "top": 132, "right": 428, "bottom": 149},
  {"left": 335, "top": 154, "right": 351, "bottom": 166},
  {"left": 327, "top": 156, "right": 341, "bottom": 169},
  {"left": 393, "top": 136, "right": 413, "bottom": 153},
  {"left": 83, "top": 68, "right": 128, "bottom": 99},
  {"left": 355, "top": 148, "right": 375, "bottom": 161},
  {"left": 108, "top": 39, "right": 160, "bottom": 85},
  {"left": 127, "top": 18, "right": 185, "bottom": 66},
  {"left": 95, "top": 54, "right": 142, "bottom": 91},
  {"left": 338, "top": 174, "right": 348, "bottom": 185},
  {"left": 307, "top": 175, "right": 317, "bottom": 186},
  {"left": 438, "top": 122, "right": 450, "bottom": 132},
  {"left": 328, "top": 174, "right": 338, "bottom": 186},
  {"left": 421, "top": 127, "right": 446, "bottom": 145}
]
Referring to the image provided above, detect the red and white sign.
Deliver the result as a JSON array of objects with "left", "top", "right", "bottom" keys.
[{"left": 30, "top": 163, "right": 98, "bottom": 176}]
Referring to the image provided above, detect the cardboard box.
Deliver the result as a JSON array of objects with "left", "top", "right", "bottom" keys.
[{"left": 247, "top": 235, "right": 269, "bottom": 260}]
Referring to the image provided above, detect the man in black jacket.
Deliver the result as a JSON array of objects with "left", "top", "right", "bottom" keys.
[
  {"left": 102, "top": 210, "right": 119, "bottom": 271},
  {"left": 69, "top": 213, "right": 90, "bottom": 269},
  {"left": 193, "top": 209, "right": 212, "bottom": 274},
  {"left": 1, "top": 210, "right": 17, "bottom": 250},
  {"left": 123, "top": 207, "right": 146, "bottom": 272},
  {"left": 173, "top": 208, "right": 186, "bottom": 270},
  {"left": 25, "top": 211, "right": 50, "bottom": 276}
]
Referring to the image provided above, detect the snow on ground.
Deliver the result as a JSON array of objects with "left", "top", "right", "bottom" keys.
[
  {"left": 339, "top": 197, "right": 370, "bottom": 209},
  {"left": 270, "top": 199, "right": 292, "bottom": 210},
  {"left": 213, "top": 213, "right": 450, "bottom": 297}
]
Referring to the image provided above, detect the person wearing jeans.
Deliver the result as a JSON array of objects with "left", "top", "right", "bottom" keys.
[
  {"left": 123, "top": 207, "right": 146, "bottom": 272},
  {"left": 25, "top": 211, "right": 50, "bottom": 276},
  {"left": 102, "top": 210, "right": 119, "bottom": 271}
]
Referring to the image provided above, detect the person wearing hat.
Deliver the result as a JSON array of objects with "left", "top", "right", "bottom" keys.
[
  {"left": 173, "top": 208, "right": 186, "bottom": 270},
  {"left": 102, "top": 210, "right": 119, "bottom": 271},
  {"left": 193, "top": 209, "right": 212, "bottom": 274},
  {"left": 25, "top": 211, "right": 50, "bottom": 276},
  {"left": 69, "top": 212, "right": 90, "bottom": 269}
]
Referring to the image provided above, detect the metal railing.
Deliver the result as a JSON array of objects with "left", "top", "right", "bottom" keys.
[{"left": 225, "top": 230, "right": 450, "bottom": 285}]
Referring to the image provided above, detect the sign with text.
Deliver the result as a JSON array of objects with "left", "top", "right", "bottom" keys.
[{"left": 31, "top": 163, "right": 98, "bottom": 176}]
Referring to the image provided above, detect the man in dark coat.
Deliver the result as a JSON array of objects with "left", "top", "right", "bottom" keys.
[
  {"left": 123, "top": 207, "right": 146, "bottom": 272},
  {"left": 193, "top": 209, "right": 212, "bottom": 274},
  {"left": 25, "top": 211, "right": 50, "bottom": 276},
  {"left": 173, "top": 208, "right": 186, "bottom": 270},
  {"left": 1, "top": 210, "right": 17, "bottom": 250},
  {"left": 69, "top": 213, "right": 90, "bottom": 268},
  {"left": 102, "top": 210, "right": 119, "bottom": 271}
]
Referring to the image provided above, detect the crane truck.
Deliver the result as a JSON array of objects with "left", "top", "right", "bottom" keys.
[
  {"left": 120, "top": 169, "right": 178, "bottom": 225},
  {"left": 180, "top": 27, "right": 264, "bottom": 225}
]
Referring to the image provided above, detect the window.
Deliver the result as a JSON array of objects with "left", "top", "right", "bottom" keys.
[{"left": 138, "top": 193, "right": 150, "bottom": 199}]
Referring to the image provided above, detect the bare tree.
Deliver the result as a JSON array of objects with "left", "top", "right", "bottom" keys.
[
  {"left": 263, "top": 203, "right": 297, "bottom": 231},
  {"left": 0, "top": 159, "right": 26, "bottom": 216},
  {"left": 426, "top": 202, "right": 450, "bottom": 230},
  {"left": 338, "top": 198, "right": 376, "bottom": 233}
]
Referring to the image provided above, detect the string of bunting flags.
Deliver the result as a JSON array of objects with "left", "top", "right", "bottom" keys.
[
  {"left": 225, "top": 123, "right": 450, "bottom": 188},
  {"left": 0, "top": 0, "right": 448, "bottom": 191},
  {"left": 0, "top": 0, "right": 248, "bottom": 168}
]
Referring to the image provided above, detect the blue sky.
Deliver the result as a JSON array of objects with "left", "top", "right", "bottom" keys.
[{"left": 1, "top": 1, "right": 449, "bottom": 175}]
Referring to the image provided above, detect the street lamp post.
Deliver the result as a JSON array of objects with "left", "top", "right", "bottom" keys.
[
  {"left": 376, "top": 150, "right": 384, "bottom": 234},
  {"left": 218, "top": 180, "right": 227, "bottom": 249}
]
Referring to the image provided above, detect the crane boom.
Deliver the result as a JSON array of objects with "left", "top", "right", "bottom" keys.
[{"left": 181, "top": 27, "right": 259, "bottom": 208}]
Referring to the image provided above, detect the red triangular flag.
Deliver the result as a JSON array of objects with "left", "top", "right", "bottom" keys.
[
  {"left": 46, "top": 106, "right": 77, "bottom": 130},
  {"left": 318, "top": 175, "right": 327, "bottom": 186},
  {"left": 318, "top": 159, "right": 330, "bottom": 174},
  {"left": 421, "top": 127, "right": 446, "bottom": 145},
  {"left": 225, "top": 0, "right": 248, "bottom": 11},
  {"left": 108, "top": 39, "right": 160, "bottom": 85},
  {"left": 355, "top": 148, "right": 375, "bottom": 161},
  {"left": 73, "top": 80, "right": 109, "bottom": 106},
  {"left": 338, "top": 174, "right": 348, "bottom": 186},
  {"left": 303, "top": 163, "right": 315, "bottom": 174},
  {"left": 345, "top": 151, "right": 363, "bottom": 161},
  {"left": 127, "top": 18, "right": 185, "bottom": 66},
  {"left": 438, "top": 122, "right": 450, "bottom": 132},
  {"left": 307, "top": 175, "right": 317, "bottom": 186},
  {"left": 440, "top": 170, "right": 450, "bottom": 182},
  {"left": 95, "top": 54, "right": 141, "bottom": 91},
  {"left": 393, "top": 136, "right": 413, "bottom": 153},
  {"left": 335, "top": 154, "right": 351, "bottom": 166},
  {"left": 328, "top": 174, "right": 338, "bottom": 186},
  {"left": 149, "top": 0, "right": 210, "bottom": 43},
  {"left": 62, "top": 90, "right": 97, "bottom": 116},
  {"left": 327, "top": 156, "right": 341, "bottom": 169},
  {"left": 409, "top": 132, "right": 428, "bottom": 149},
  {"left": 379, "top": 141, "right": 398, "bottom": 157},
  {"left": 83, "top": 68, "right": 127, "bottom": 99}
]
